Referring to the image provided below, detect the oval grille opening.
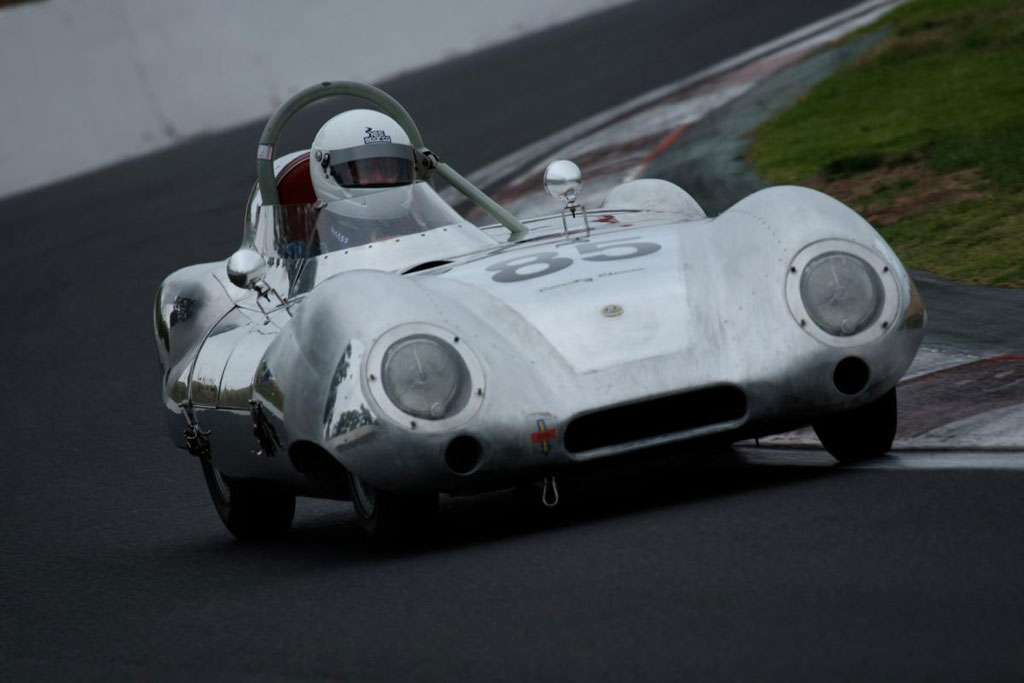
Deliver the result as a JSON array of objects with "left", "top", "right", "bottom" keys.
[{"left": 564, "top": 386, "right": 747, "bottom": 454}]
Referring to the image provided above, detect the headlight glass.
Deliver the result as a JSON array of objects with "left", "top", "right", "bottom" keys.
[
  {"left": 800, "top": 252, "right": 883, "bottom": 336},
  {"left": 381, "top": 335, "right": 470, "bottom": 420}
]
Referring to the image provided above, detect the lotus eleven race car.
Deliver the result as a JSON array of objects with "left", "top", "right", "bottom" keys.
[{"left": 154, "top": 81, "right": 925, "bottom": 542}]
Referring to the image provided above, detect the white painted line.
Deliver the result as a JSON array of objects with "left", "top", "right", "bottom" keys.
[
  {"left": 859, "top": 452, "right": 1024, "bottom": 470},
  {"left": 732, "top": 447, "right": 1024, "bottom": 471}
]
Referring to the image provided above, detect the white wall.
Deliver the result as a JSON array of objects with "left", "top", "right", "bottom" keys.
[{"left": 0, "top": 0, "right": 626, "bottom": 198}]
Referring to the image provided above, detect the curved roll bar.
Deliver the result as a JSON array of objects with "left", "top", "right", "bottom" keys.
[{"left": 255, "top": 81, "right": 529, "bottom": 241}]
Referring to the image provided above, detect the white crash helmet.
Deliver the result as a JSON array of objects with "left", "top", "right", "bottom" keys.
[{"left": 310, "top": 109, "right": 416, "bottom": 210}]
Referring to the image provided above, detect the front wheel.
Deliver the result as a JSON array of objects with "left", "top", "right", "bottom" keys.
[
  {"left": 349, "top": 472, "right": 437, "bottom": 545},
  {"left": 812, "top": 388, "right": 898, "bottom": 463},
  {"left": 201, "top": 460, "right": 296, "bottom": 541}
]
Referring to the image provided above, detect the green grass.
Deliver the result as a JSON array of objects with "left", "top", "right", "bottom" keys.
[{"left": 751, "top": 0, "right": 1024, "bottom": 287}]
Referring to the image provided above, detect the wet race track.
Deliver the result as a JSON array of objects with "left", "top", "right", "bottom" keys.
[{"left": 2, "top": 0, "right": 1023, "bottom": 680}]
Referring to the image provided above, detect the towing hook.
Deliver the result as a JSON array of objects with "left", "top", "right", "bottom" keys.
[{"left": 541, "top": 475, "right": 560, "bottom": 508}]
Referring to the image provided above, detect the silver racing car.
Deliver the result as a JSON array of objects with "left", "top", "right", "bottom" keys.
[{"left": 154, "top": 82, "right": 925, "bottom": 541}]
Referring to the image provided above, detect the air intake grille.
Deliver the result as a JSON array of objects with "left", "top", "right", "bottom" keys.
[{"left": 564, "top": 386, "right": 747, "bottom": 454}]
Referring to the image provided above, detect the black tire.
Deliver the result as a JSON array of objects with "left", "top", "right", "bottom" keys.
[
  {"left": 201, "top": 460, "right": 296, "bottom": 541},
  {"left": 812, "top": 388, "right": 898, "bottom": 463},
  {"left": 348, "top": 472, "right": 437, "bottom": 545}
]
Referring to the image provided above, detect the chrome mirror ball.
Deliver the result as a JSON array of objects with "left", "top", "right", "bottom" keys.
[
  {"left": 226, "top": 248, "right": 268, "bottom": 290},
  {"left": 543, "top": 159, "right": 583, "bottom": 204}
]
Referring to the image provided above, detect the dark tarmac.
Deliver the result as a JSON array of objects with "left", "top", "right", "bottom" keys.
[{"left": 1, "top": 0, "right": 1022, "bottom": 680}]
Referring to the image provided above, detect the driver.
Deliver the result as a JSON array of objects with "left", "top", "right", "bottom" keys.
[{"left": 308, "top": 109, "right": 420, "bottom": 250}]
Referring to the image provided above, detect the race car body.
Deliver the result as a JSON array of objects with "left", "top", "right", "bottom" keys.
[{"left": 153, "top": 82, "right": 924, "bottom": 540}]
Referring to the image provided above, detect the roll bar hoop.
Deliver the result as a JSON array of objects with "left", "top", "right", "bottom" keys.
[{"left": 255, "top": 81, "right": 529, "bottom": 241}]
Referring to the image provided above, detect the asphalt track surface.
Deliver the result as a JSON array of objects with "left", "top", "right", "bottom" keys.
[{"left": 2, "top": 1, "right": 1022, "bottom": 680}]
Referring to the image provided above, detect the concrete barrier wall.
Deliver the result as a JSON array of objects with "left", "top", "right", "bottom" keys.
[{"left": 0, "top": 0, "right": 625, "bottom": 199}]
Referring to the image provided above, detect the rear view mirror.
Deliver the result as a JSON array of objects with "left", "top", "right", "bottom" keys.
[
  {"left": 226, "top": 249, "right": 267, "bottom": 290},
  {"left": 543, "top": 159, "right": 583, "bottom": 204}
]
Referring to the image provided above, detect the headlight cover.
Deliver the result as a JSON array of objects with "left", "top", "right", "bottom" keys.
[
  {"left": 785, "top": 239, "right": 902, "bottom": 347},
  {"left": 799, "top": 252, "right": 883, "bottom": 336},
  {"left": 382, "top": 335, "right": 469, "bottom": 420},
  {"left": 366, "top": 323, "right": 485, "bottom": 432}
]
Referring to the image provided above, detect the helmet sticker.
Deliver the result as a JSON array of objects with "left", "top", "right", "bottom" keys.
[{"left": 363, "top": 127, "right": 392, "bottom": 145}]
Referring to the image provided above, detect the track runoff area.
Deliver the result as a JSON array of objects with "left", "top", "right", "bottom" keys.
[{"left": 449, "top": 0, "right": 1024, "bottom": 470}]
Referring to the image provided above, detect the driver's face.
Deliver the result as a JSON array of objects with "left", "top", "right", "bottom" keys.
[
  {"left": 331, "top": 156, "right": 413, "bottom": 188},
  {"left": 360, "top": 164, "right": 400, "bottom": 186}
]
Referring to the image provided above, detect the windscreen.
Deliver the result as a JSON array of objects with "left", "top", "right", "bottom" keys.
[{"left": 252, "top": 181, "right": 465, "bottom": 259}]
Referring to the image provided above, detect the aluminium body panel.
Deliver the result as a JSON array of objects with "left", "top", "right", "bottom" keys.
[{"left": 157, "top": 186, "right": 924, "bottom": 495}]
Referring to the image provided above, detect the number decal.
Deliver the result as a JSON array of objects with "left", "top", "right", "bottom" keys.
[
  {"left": 486, "top": 239, "right": 662, "bottom": 283},
  {"left": 577, "top": 239, "right": 661, "bottom": 262},
  {"left": 486, "top": 252, "right": 573, "bottom": 283}
]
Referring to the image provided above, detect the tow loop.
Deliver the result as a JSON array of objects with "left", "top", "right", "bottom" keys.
[{"left": 541, "top": 476, "right": 560, "bottom": 508}]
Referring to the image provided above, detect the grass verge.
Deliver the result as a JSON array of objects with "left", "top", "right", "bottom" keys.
[{"left": 750, "top": 0, "right": 1024, "bottom": 287}]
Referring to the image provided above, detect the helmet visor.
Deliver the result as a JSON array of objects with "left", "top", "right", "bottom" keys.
[{"left": 326, "top": 143, "right": 415, "bottom": 188}]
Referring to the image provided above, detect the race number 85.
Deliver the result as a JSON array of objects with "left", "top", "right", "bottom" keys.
[{"left": 486, "top": 239, "right": 661, "bottom": 283}]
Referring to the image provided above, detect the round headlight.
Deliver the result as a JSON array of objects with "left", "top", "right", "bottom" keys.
[
  {"left": 799, "top": 252, "right": 883, "bottom": 337},
  {"left": 381, "top": 335, "right": 470, "bottom": 420}
]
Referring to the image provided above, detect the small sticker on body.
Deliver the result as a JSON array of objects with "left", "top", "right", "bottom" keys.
[{"left": 531, "top": 418, "right": 558, "bottom": 455}]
